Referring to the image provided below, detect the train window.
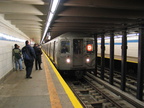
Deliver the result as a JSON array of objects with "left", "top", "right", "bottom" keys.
[
  {"left": 61, "top": 41, "right": 70, "bottom": 53},
  {"left": 73, "top": 39, "right": 83, "bottom": 54},
  {"left": 86, "top": 40, "right": 94, "bottom": 53}
]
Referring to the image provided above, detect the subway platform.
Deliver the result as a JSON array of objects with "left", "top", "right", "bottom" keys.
[{"left": 0, "top": 54, "right": 83, "bottom": 108}]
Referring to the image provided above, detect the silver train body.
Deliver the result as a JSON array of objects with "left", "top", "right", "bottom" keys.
[{"left": 42, "top": 32, "right": 95, "bottom": 73}]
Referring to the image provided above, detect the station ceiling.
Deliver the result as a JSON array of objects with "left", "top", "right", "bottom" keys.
[
  {"left": 50, "top": 0, "right": 144, "bottom": 40},
  {"left": 0, "top": 0, "right": 144, "bottom": 43},
  {"left": 0, "top": 0, "right": 50, "bottom": 43}
]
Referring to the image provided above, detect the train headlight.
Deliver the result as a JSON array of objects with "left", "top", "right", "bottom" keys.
[
  {"left": 86, "top": 58, "right": 90, "bottom": 63},
  {"left": 66, "top": 58, "right": 70, "bottom": 63}
]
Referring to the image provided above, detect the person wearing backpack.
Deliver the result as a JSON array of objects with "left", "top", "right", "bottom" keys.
[
  {"left": 13, "top": 44, "right": 23, "bottom": 71},
  {"left": 22, "top": 40, "right": 36, "bottom": 79}
]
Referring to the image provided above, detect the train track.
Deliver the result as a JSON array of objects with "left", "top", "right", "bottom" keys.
[
  {"left": 92, "top": 68, "right": 144, "bottom": 97},
  {"left": 85, "top": 72, "right": 144, "bottom": 108},
  {"left": 65, "top": 75, "right": 136, "bottom": 108}
]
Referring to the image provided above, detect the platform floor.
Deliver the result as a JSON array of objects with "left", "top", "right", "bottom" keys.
[{"left": 0, "top": 54, "right": 82, "bottom": 108}]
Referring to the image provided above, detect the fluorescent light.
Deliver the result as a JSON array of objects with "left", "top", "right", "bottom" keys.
[
  {"left": 41, "top": 0, "right": 60, "bottom": 44},
  {"left": 42, "top": 22, "right": 50, "bottom": 41},
  {"left": 48, "top": 12, "right": 54, "bottom": 23},
  {"left": 51, "top": 0, "right": 59, "bottom": 13}
]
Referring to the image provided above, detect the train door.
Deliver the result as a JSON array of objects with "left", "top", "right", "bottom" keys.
[
  {"left": 73, "top": 39, "right": 83, "bottom": 66},
  {"left": 47, "top": 44, "right": 49, "bottom": 56},
  {"left": 49, "top": 43, "right": 51, "bottom": 57},
  {"left": 53, "top": 41, "right": 56, "bottom": 62}
]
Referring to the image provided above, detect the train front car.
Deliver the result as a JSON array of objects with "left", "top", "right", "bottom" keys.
[{"left": 57, "top": 33, "right": 95, "bottom": 78}]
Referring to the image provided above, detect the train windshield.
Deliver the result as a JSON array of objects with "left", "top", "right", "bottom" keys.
[
  {"left": 61, "top": 41, "right": 70, "bottom": 53},
  {"left": 86, "top": 40, "right": 94, "bottom": 53},
  {"left": 73, "top": 39, "right": 83, "bottom": 54}
]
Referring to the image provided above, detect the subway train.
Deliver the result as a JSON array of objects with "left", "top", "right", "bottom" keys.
[
  {"left": 97, "top": 33, "right": 138, "bottom": 76},
  {"left": 42, "top": 32, "right": 95, "bottom": 78}
]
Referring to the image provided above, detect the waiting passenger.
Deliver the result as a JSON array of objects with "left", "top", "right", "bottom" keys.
[
  {"left": 33, "top": 44, "right": 43, "bottom": 70},
  {"left": 22, "top": 40, "right": 36, "bottom": 79},
  {"left": 13, "top": 44, "right": 23, "bottom": 71}
]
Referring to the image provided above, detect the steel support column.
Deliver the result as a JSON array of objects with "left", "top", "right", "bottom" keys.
[
  {"left": 137, "top": 25, "right": 144, "bottom": 100},
  {"left": 109, "top": 31, "right": 114, "bottom": 85},
  {"left": 101, "top": 34, "right": 105, "bottom": 80},
  {"left": 121, "top": 29, "right": 127, "bottom": 91},
  {"left": 94, "top": 34, "right": 98, "bottom": 76}
]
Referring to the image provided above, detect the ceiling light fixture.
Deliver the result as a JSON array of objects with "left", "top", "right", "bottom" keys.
[{"left": 41, "top": 0, "right": 60, "bottom": 44}]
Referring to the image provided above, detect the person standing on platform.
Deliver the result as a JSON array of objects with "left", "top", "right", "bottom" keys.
[
  {"left": 13, "top": 44, "right": 23, "bottom": 71},
  {"left": 22, "top": 40, "right": 36, "bottom": 79},
  {"left": 33, "top": 44, "right": 43, "bottom": 70}
]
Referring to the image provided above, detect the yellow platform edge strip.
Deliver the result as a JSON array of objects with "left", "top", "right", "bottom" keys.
[{"left": 43, "top": 51, "right": 83, "bottom": 108}]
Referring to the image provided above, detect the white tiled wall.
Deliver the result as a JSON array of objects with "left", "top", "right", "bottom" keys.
[
  {"left": 0, "top": 40, "right": 25, "bottom": 79},
  {"left": 0, "top": 14, "right": 29, "bottom": 80}
]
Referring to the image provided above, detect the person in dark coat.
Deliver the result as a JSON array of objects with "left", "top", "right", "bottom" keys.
[
  {"left": 33, "top": 44, "right": 42, "bottom": 70},
  {"left": 22, "top": 40, "right": 36, "bottom": 79}
]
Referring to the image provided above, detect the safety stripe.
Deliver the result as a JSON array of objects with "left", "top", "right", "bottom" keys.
[
  {"left": 43, "top": 56, "right": 62, "bottom": 108},
  {"left": 43, "top": 51, "right": 83, "bottom": 108}
]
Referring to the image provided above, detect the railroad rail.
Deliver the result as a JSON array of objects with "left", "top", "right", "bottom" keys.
[
  {"left": 92, "top": 67, "right": 144, "bottom": 97},
  {"left": 65, "top": 74, "right": 137, "bottom": 108},
  {"left": 86, "top": 72, "right": 144, "bottom": 108}
]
